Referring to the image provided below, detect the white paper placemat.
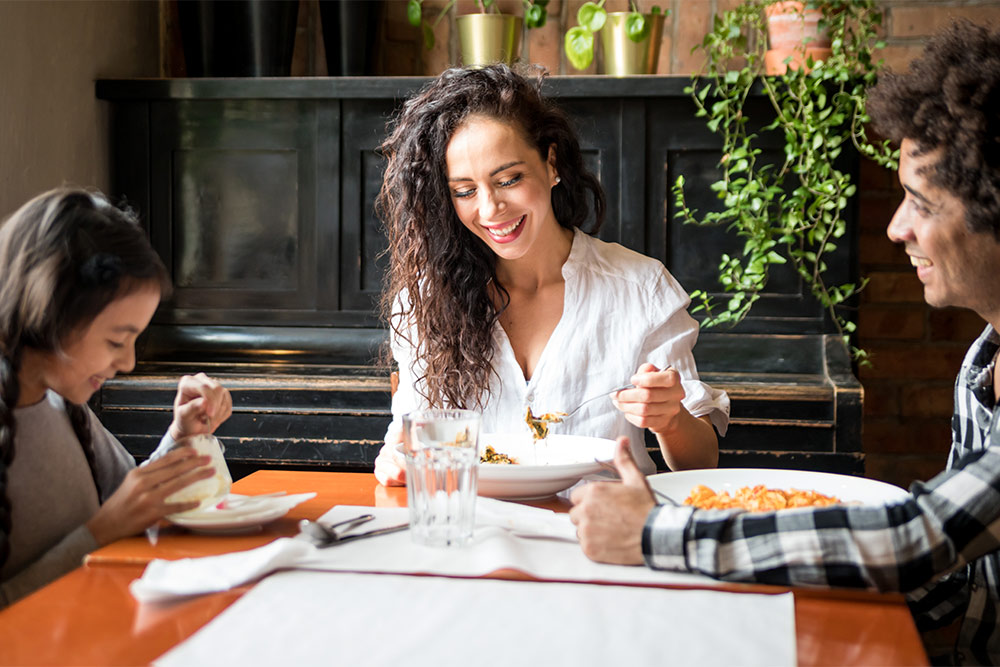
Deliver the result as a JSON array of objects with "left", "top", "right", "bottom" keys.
[
  {"left": 155, "top": 570, "right": 796, "bottom": 667},
  {"left": 293, "top": 502, "right": 719, "bottom": 588}
]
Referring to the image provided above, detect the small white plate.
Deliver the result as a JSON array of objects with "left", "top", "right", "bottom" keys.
[
  {"left": 477, "top": 433, "right": 617, "bottom": 500},
  {"left": 168, "top": 493, "right": 316, "bottom": 535},
  {"left": 647, "top": 468, "right": 909, "bottom": 507}
]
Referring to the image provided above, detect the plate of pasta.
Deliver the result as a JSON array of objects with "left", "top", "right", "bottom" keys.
[
  {"left": 647, "top": 468, "right": 909, "bottom": 511},
  {"left": 476, "top": 433, "right": 617, "bottom": 500}
]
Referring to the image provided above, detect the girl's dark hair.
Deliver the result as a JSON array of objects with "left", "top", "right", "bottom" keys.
[
  {"left": 376, "top": 64, "right": 605, "bottom": 409},
  {"left": 867, "top": 19, "right": 1000, "bottom": 238},
  {"left": 0, "top": 188, "right": 170, "bottom": 572}
]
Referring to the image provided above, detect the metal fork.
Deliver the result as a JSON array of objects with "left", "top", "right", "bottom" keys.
[
  {"left": 561, "top": 383, "right": 636, "bottom": 420},
  {"left": 592, "top": 458, "right": 680, "bottom": 506}
]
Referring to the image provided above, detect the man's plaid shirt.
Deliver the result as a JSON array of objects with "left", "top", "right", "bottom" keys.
[{"left": 643, "top": 326, "right": 1000, "bottom": 665}]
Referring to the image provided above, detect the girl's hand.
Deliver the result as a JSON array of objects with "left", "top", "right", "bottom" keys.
[
  {"left": 374, "top": 435, "right": 407, "bottom": 487},
  {"left": 612, "top": 363, "right": 687, "bottom": 437},
  {"left": 168, "top": 373, "right": 233, "bottom": 442},
  {"left": 86, "top": 446, "right": 214, "bottom": 545}
]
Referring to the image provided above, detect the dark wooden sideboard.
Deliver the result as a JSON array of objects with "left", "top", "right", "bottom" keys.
[{"left": 94, "top": 76, "right": 862, "bottom": 476}]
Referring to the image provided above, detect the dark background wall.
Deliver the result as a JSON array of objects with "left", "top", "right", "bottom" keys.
[{"left": 3, "top": 0, "right": 1000, "bottom": 489}]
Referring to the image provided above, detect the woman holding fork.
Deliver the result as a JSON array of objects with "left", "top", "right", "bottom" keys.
[{"left": 374, "top": 64, "right": 728, "bottom": 485}]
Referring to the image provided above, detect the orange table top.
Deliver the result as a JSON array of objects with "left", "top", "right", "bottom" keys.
[{"left": 0, "top": 471, "right": 928, "bottom": 666}]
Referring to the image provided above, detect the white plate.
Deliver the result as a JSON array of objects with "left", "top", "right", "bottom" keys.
[
  {"left": 477, "top": 433, "right": 617, "bottom": 500},
  {"left": 168, "top": 493, "right": 316, "bottom": 535},
  {"left": 647, "top": 468, "right": 909, "bottom": 507}
]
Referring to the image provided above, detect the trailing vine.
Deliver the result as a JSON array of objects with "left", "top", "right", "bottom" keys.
[{"left": 672, "top": 0, "right": 898, "bottom": 364}]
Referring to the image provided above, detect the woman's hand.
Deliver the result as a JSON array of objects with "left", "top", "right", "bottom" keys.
[
  {"left": 613, "top": 362, "right": 718, "bottom": 470},
  {"left": 86, "top": 446, "right": 214, "bottom": 546},
  {"left": 570, "top": 437, "right": 655, "bottom": 565},
  {"left": 167, "top": 373, "right": 233, "bottom": 442},
  {"left": 374, "top": 434, "right": 407, "bottom": 486},
  {"left": 612, "top": 363, "right": 686, "bottom": 436}
]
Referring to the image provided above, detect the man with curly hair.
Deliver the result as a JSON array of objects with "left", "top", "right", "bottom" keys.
[{"left": 569, "top": 19, "right": 1000, "bottom": 665}]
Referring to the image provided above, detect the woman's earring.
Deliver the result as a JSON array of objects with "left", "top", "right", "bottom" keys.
[{"left": 554, "top": 176, "right": 561, "bottom": 185}]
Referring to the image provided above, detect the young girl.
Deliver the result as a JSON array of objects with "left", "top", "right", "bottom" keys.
[
  {"left": 374, "top": 65, "right": 729, "bottom": 485},
  {"left": 0, "top": 188, "right": 233, "bottom": 606}
]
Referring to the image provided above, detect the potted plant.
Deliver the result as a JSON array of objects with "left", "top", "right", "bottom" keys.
[
  {"left": 564, "top": 1, "right": 667, "bottom": 75},
  {"left": 671, "top": 0, "right": 897, "bottom": 363},
  {"left": 763, "top": 1, "right": 832, "bottom": 74},
  {"left": 407, "top": 0, "right": 549, "bottom": 66}
]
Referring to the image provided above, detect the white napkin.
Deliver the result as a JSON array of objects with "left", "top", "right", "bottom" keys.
[{"left": 130, "top": 538, "right": 315, "bottom": 603}]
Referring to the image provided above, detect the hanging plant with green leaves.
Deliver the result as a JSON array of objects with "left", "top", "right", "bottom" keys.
[
  {"left": 408, "top": 0, "right": 549, "bottom": 50},
  {"left": 564, "top": 1, "right": 663, "bottom": 70},
  {"left": 672, "top": 0, "right": 898, "bottom": 364}
]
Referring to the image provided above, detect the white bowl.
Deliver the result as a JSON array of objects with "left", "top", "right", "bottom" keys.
[
  {"left": 647, "top": 468, "right": 909, "bottom": 507},
  {"left": 477, "top": 433, "right": 617, "bottom": 500}
]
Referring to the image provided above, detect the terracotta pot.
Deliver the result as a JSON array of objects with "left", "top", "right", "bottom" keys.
[
  {"left": 763, "top": 1, "right": 832, "bottom": 74},
  {"left": 764, "top": 1, "right": 831, "bottom": 51}
]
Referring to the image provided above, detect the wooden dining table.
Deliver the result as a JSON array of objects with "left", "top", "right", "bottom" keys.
[{"left": 0, "top": 470, "right": 928, "bottom": 666}]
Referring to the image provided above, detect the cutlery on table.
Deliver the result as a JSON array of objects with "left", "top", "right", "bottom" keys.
[{"left": 299, "top": 515, "right": 410, "bottom": 547}]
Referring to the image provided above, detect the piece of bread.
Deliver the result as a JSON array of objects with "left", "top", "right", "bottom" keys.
[{"left": 165, "top": 434, "right": 233, "bottom": 511}]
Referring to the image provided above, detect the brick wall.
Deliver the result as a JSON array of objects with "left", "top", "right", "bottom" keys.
[
  {"left": 856, "top": 3, "right": 1000, "bottom": 488},
  {"left": 277, "top": 1, "right": 1000, "bottom": 488}
]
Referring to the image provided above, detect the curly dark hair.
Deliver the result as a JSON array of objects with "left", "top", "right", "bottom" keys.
[
  {"left": 376, "top": 64, "right": 605, "bottom": 409},
  {"left": 867, "top": 19, "right": 1000, "bottom": 238},
  {"left": 0, "top": 188, "right": 170, "bottom": 574}
]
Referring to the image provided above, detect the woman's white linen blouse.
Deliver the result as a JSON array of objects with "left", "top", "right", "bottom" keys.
[{"left": 386, "top": 228, "right": 730, "bottom": 474}]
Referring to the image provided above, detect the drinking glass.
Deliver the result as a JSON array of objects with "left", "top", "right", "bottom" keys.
[{"left": 402, "top": 409, "right": 480, "bottom": 547}]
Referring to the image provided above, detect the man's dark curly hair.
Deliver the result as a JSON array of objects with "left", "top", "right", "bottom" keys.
[{"left": 867, "top": 19, "right": 1000, "bottom": 238}]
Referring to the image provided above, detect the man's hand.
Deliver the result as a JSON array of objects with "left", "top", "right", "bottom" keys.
[{"left": 569, "top": 436, "right": 656, "bottom": 565}]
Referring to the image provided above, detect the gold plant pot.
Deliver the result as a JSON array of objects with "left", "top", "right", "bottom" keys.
[
  {"left": 599, "top": 12, "right": 665, "bottom": 76},
  {"left": 457, "top": 14, "right": 523, "bottom": 67}
]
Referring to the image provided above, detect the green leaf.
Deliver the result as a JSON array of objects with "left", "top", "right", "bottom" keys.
[
  {"left": 564, "top": 27, "right": 595, "bottom": 70},
  {"left": 525, "top": 4, "right": 546, "bottom": 28},
  {"left": 422, "top": 22, "right": 435, "bottom": 50},
  {"left": 626, "top": 12, "right": 649, "bottom": 42},
  {"left": 577, "top": 3, "right": 606, "bottom": 32},
  {"left": 407, "top": 0, "right": 422, "bottom": 27}
]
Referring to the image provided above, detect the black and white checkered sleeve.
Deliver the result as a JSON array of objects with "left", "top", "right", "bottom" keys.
[{"left": 643, "top": 446, "right": 1000, "bottom": 592}]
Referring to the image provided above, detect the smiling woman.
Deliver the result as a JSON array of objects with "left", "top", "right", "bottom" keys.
[
  {"left": 373, "top": 64, "right": 730, "bottom": 487},
  {"left": 0, "top": 188, "right": 235, "bottom": 606}
]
